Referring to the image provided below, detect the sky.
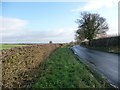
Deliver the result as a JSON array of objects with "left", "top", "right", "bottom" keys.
[{"left": 1, "top": 0, "right": 119, "bottom": 43}]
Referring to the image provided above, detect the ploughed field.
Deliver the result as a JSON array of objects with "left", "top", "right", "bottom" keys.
[{"left": 1, "top": 44, "right": 61, "bottom": 88}]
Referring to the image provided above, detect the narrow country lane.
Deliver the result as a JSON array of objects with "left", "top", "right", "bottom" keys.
[{"left": 71, "top": 45, "right": 119, "bottom": 88}]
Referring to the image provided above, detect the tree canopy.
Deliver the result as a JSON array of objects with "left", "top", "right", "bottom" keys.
[{"left": 75, "top": 12, "right": 109, "bottom": 43}]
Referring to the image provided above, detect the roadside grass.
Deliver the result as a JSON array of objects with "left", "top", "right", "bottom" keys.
[
  {"left": 81, "top": 45, "right": 120, "bottom": 54},
  {"left": 0, "top": 44, "right": 27, "bottom": 50},
  {"left": 92, "top": 46, "right": 120, "bottom": 54},
  {"left": 32, "top": 47, "right": 112, "bottom": 88}
]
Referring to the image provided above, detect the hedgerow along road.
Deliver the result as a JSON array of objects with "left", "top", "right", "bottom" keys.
[{"left": 71, "top": 45, "right": 119, "bottom": 88}]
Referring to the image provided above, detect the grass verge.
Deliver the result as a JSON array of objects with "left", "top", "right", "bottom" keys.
[
  {"left": 32, "top": 47, "right": 112, "bottom": 88},
  {"left": 81, "top": 45, "right": 120, "bottom": 54}
]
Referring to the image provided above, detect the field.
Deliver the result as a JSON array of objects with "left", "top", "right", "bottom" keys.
[
  {"left": 0, "top": 44, "right": 27, "bottom": 50},
  {"left": 32, "top": 47, "right": 111, "bottom": 88},
  {"left": 1, "top": 44, "right": 112, "bottom": 89},
  {"left": 1, "top": 44, "right": 60, "bottom": 89}
]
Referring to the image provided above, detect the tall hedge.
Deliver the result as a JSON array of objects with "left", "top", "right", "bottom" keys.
[{"left": 81, "top": 36, "right": 120, "bottom": 48}]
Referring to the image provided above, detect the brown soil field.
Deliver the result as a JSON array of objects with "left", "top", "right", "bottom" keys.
[{"left": 1, "top": 44, "right": 61, "bottom": 89}]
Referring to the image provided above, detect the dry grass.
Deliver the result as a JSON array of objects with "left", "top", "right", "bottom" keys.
[{"left": 1, "top": 44, "right": 61, "bottom": 89}]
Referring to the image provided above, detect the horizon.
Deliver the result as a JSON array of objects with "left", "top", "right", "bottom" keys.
[{"left": 1, "top": 0, "right": 118, "bottom": 43}]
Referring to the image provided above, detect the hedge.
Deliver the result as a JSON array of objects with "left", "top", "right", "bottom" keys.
[{"left": 81, "top": 36, "right": 120, "bottom": 48}]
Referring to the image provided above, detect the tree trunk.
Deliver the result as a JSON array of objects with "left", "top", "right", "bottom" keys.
[{"left": 89, "top": 40, "right": 91, "bottom": 46}]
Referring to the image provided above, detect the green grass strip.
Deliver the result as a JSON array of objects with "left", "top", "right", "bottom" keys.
[
  {"left": 32, "top": 47, "right": 112, "bottom": 88},
  {"left": 0, "top": 44, "right": 27, "bottom": 50}
]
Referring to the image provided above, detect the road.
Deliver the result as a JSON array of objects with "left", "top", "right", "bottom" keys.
[{"left": 71, "top": 45, "right": 119, "bottom": 88}]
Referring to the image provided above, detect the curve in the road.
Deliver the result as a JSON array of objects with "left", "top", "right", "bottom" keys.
[{"left": 72, "top": 45, "right": 119, "bottom": 88}]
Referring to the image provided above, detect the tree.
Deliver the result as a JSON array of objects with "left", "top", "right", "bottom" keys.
[
  {"left": 75, "top": 28, "right": 86, "bottom": 42},
  {"left": 49, "top": 41, "right": 52, "bottom": 44},
  {"left": 75, "top": 12, "right": 109, "bottom": 44}
]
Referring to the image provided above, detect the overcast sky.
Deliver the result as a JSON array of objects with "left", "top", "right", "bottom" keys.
[{"left": 1, "top": 0, "right": 119, "bottom": 43}]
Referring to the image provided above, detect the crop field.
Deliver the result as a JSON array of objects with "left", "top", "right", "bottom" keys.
[
  {"left": 0, "top": 44, "right": 27, "bottom": 50},
  {"left": 1, "top": 44, "right": 61, "bottom": 89}
]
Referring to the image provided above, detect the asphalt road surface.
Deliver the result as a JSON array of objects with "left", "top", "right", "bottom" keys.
[{"left": 71, "top": 45, "right": 119, "bottom": 88}]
